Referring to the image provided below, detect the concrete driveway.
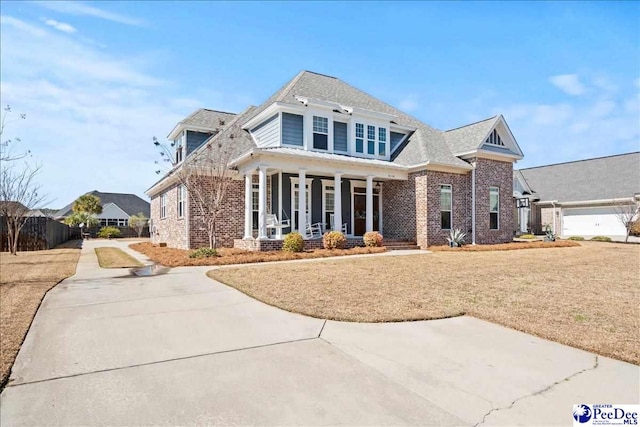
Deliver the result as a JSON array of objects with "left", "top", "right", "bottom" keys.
[{"left": 1, "top": 240, "right": 638, "bottom": 426}]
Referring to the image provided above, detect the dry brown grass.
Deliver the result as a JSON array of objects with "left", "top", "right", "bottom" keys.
[
  {"left": 94, "top": 247, "right": 142, "bottom": 268},
  {"left": 209, "top": 241, "right": 640, "bottom": 364},
  {"left": 430, "top": 240, "right": 580, "bottom": 251},
  {"left": 0, "top": 241, "right": 81, "bottom": 388},
  {"left": 129, "top": 242, "right": 386, "bottom": 267}
]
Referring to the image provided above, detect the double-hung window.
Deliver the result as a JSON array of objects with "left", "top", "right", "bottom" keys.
[
  {"left": 177, "top": 185, "right": 185, "bottom": 218},
  {"left": 440, "top": 185, "right": 452, "bottom": 229},
  {"left": 252, "top": 183, "right": 259, "bottom": 229},
  {"left": 175, "top": 132, "right": 184, "bottom": 164},
  {"left": 313, "top": 116, "right": 328, "bottom": 150},
  {"left": 367, "top": 125, "right": 375, "bottom": 155},
  {"left": 355, "top": 123, "right": 364, "bottom": 153},
  {"left": 322, "top": 182, "right": 335, "bottom": 229},
  {"left": 160, "top": 193, "right": 167, "bottom": 219},
  {"left": 378, "top": 127, "right": 387, "bottom": 156},
  {"left": 489, "top": 187, "right": 499, "bottom": 230}
]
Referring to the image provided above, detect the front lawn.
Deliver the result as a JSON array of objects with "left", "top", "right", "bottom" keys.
[
  {"left": 209, "top": 241, "right": 640, "bottom": 365},
  {"left": 129, "top": 242, "right": 385, "bottom": 267},
  {"left": 0, "top": 241, "right": 81, "bottom": 388}
]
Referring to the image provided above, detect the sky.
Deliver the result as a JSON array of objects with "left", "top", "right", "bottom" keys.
[{"left": 1, "top": 1, "right": 638, "bottom": 208}]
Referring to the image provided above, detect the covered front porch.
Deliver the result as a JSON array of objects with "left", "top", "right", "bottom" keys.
[{"left": 231, "top": 149, "right": 408, "bottom": 250}]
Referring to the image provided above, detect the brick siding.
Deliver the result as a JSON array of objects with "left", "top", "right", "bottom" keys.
[
  {"left": 425, "top": 170, "right": 472, "bottom": 246},
  {"left": 150, "top": 184, "right": 188, "bottom": 249}
]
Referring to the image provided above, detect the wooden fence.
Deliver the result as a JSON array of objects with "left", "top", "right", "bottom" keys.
[
  {"left": 69, "top": 226, "right": 150, "bottom": 239},
  {"left": 0, "top": 217, "right": 70, "bottom": 252}
]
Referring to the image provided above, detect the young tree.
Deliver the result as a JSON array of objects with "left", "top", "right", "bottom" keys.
[
  {"left": 0, "top": 163, "right": 47, "bottom": 254},
  {"left": 0, "top": 105, "right": 28, "bottom": 162},
  {"left": 614, "top": 200, "right": 640, "bottom": 243},
  {"left": 128, "top": 212, "right": 148, "bottom": 238},
  {"left": 73, "top": 194, "right": 103, "bottom": 215},
  {"left": 154, "top": 117, "right": 239, "bottom": 250},
  {"left": 64, "top": 211, "right": 100, "bottom": 227}
]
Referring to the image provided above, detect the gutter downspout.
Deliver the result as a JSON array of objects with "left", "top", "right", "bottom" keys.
[{"left": 471, "top": 161, "right": 476, "bottom": 245}]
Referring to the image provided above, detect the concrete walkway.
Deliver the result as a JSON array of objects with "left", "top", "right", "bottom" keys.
[{"left": 1, "top": 240, "right": 638, "bottom": 426}]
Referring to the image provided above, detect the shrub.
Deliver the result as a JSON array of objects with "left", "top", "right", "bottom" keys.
[
  {"left": 323, "top": 231, "right": 347, "bottom": 249},
  {"left": 567, "top": 236, "right": 585, "bottom": 241},
  {"left": 363, "top": 231, "right": 383, "bottom": 247},
  {"left": 630, "top": 221, "right": 640, "bottom": 237},
  {"left": 282, "top": 232, "right": 304, "bottom": 252},
  {"left": 590, "top": 236, "right": 612, "bottom": 242},
  {"left": 519, "top": 234, "right": 536, "bottom": 239},
  {"left": 189, "top": 247, "right": 219, "bottom": 258},
  {"left": 97, "top": 226, "right": 121, "bottom": 239},
  {"left": 446, "top": 228, "right": 466, "bottom": 247}
]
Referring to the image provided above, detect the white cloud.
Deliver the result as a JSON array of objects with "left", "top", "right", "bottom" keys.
[
  {"left": 398, "top": 94, "right": 419, "bottom": 112},
  {"left": 0, "top": 16, "right": 187, "bottom": 207},
  {"left": 32, "top": 1, "right": 143, "bottom": 26},
  {"left": 42, "top": 18, "right": 77, "bottom": 33},
  {"left": 549, "top": 74, "right": 586, "bottom": 96}
]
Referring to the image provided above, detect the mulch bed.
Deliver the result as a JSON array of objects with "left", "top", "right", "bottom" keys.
[
  {"left": 129, "top": 242, "right": 386, "bottom": 267},
  {"left": 430, "top": 240, "right": 580, "bottom": 251}
]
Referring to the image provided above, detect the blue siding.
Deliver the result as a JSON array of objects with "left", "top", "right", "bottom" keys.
[
  {"left": 250, "top": 114, "right": 280, "bottom": 147},
  {"left": 186, "top": 130, "right": 214, "bottom": 155},
  {"left": 334, "top": 121, "right": 348, "bottom": 152},
  {"left": 282, "top": 113, "right": 303, "bottom": 147},
  {"left": 390, "top": 132, "right": 405, "bottom": 152}
]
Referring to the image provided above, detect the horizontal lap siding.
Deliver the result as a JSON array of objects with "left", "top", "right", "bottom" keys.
[
  {"left": 282, "top": 113, "right": 303, "bottom": 147},
  {"left": 250, "top": 114, "right": 280, "bottom": 148},
  {"left": 186, "top": 130, "right": 213, "bottom": 156}
]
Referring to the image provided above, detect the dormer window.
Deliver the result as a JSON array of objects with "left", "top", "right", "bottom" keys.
[
  {"left": 485, "top": 129, "right": 504, "bottom": 146},
  {"left": 312, "top": 116, "right": 328, "bottom": 150},
  {"left": 355, "top": 123, "right": 364, "bottom": 153}
]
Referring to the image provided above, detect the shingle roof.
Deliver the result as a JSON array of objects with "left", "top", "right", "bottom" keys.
[
  {"left": 180, "top": 109, "right": 236, "bottom": 130},
  {"left": 517, "top": 152, "right": 640, "bottom": 203},
  {"left": 56, "top": 191, "right": 150, "bottom": 218},
  {"left": 444, "top": 116, "right": 498, "bottom": 155}
]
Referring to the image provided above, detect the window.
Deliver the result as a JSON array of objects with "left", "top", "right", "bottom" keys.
[
  {"left": 160, "top": 193, "right": 167, "bottom": 219},
  {"left": 367, "top": 125, "right": 375, "bottom": 155},
  {"left": 313, "top": 116, "right": 328, "bottom": 150},
  {"left": 175, "top": 132, "right": 184, "bottom": 163},
  {"left": 378, "top": 127, "right": 387, "bottom": 156},
  {"left": 177, "top": 185, "right": 185, "bottom": 218},
  {"left": 355, "top": 123, "right": 364, "bottom": 153},
  {"left": 322, "top": 181, "right": 335, "bottom": 229},
  {"left": 291, "top": 178, "right": 312, "bottom": 231},
  {"left": 489, "top": 187, "right": 499, "bottom": 229},
  {"left": 252, "top": 183, "right": 259, "bottom": 229},
  {"left": 485, "top": 129, "right": 504, "bottom": 146},
  {"left": 440, "top": 185, "right": 452, "bottom": 229}
]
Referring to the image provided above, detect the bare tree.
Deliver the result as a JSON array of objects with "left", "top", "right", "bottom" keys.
[
  {"left": 614, "top": 200, "right": 640, "bottom": 243},
  {"left": 0, "top": 163, "right": 47, "bottom": 254},
  {"left": 0, "top": 105, "right": 29, "bottom": 162},
  {"left": 154, "top": 118, "right": 239, "bottom": 251}
]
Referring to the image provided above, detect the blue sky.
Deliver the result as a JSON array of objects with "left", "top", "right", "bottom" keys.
[{"left": 1, "top": 1, "right": 638, "bottom": 208}]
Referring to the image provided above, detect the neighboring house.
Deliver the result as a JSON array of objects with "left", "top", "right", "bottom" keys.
[
  {"left": 56, "top": 191, "right": 150, "bottom": 226},
  {"left": 514, "top": 152, "right": 640, "bottom": 237},
  {"left": 147, "top": 71, "right": 524, "bottom": 250}
]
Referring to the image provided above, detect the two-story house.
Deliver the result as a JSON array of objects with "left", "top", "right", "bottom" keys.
[{"left": 147, "top": 71, "right": 524, "bottom": 250}]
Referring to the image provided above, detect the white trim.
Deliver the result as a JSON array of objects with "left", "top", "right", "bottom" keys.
[
  {"left": 440, "top": 184, "right": 453, "bottom": 230},
  {"left": 290, "top": 176, "right": 313, "bottom": 232},
  {"left": 159, "top": 193, "right": 167, "bottom": 219},
  {"left": 321, "top": 179, "right": 335, "bottom": 232},
  {"left": 407, "top": 160, "right": 473, "bottom": 174},
  {"left": 457, "top": 149, "right": 523, "bottom": 162},
  {"left": 177, "top": 184, "right": 185, "bottom": 218},
  {"left": 537, "top": 197, "right": 636, "bottom": 206}
]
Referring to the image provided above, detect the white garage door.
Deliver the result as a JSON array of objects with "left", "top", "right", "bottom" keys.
[{"left": 562, "top": 207, "right": 626, "bottom": 236}]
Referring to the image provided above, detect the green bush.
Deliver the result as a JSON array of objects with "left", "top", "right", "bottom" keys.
[
  {"left": 322, "top": 231, "right": 347, "bottom": 249},
  {"left": 189, "top": 247, "right": 219, "bottom": 258},
  {"left": 567, "top": 236, "right": 585, "bottom": 241},
  {"left": 590, "top": 236, "right": 612, "bottom": 242},
  {"left": 282, "top": 232, "right": 304, "bottom": 252},
  {"left": 97, "top": 226, "right": 121, "bottom": 238},
  {"left": 363, "top": 231, "right": 383, "bottom": 247},
  {"left": 519, "top": 234, "right": 536, "bottom": 239}
]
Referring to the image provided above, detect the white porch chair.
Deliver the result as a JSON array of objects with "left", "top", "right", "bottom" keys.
[
  {"left": 266, "top": 214, "right": 290, "bottom": 238},
  {"left": 304, "top": 214, "right": 323, "bottom": 239},
  {"left": 329, "top": 213, "right": 348, "bottom": 234}
]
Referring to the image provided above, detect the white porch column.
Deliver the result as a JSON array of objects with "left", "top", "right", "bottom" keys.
[
  {"left": 366, "top": 175, "right": 374, "bottom": 232},
  {"left": 333, "top": 173, "right": 342, "bottom": 232},
  {"left": 298, "top": 169, "right": 307, "bottom": 237},
  {"left": 258, "top": 166, "right": 268, "bottom": 239},
  {"left": 243, "top": 173, "right": 253, "bottom": 239}
]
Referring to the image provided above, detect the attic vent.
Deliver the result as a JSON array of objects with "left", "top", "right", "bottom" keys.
[{"left": 485, "top": 129, "right": 504, "bottom": 146}]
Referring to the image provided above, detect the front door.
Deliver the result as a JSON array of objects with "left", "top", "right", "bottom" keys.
[{"left": 353, "top": 194, "right": 380, "bottom": 236}]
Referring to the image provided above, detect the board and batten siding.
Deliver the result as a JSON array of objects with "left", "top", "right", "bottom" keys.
[
  {"left": 250, "top": 114, "right": 280, "bottom": 148},
  {"left": 282, "top": 113, "right": 303, "bottom": 147},
  {"left": 333, "top": 121, "right": 348, "bottom": 152},
  {"left": 186, "top": 130, "right": 214, "bottom": 156}
]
